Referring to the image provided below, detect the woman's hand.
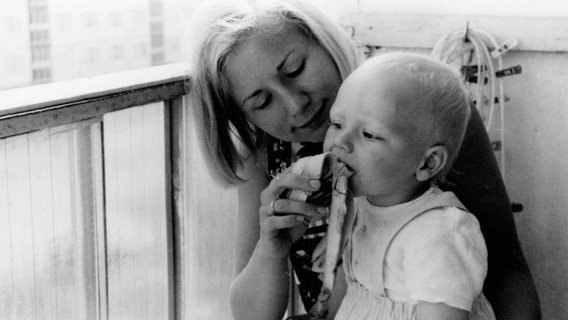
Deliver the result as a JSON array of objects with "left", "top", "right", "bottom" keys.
[{"left": 258, "top": 169, "right": 327, "bottom": 257}]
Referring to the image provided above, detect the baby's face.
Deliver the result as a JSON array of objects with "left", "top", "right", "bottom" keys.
[{"left": 324, "top": 64, "right": 432, "bottom": 206}]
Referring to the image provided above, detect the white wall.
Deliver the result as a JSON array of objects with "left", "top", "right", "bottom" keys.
[{"left": 505, "top": 51, "right": 568, "bottom": 318}]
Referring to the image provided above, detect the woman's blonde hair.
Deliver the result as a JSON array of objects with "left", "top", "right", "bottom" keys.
[{"left": 185, "top": 0, "right": 360, "bottom": 185}]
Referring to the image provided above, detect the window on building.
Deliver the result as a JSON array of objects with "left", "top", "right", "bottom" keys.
[
  {"left": 31, "top": 45, "right": 49, "bottom": 61},
  {"left": 32, "top": 68, "right": 48, "bottom": 81},
  {"left": 151, "top": 20, "right": 163, "bottom": 31},
  {"left": 150, "top": 1, "right": 163, "bottom": 17},
  {"left": 151, "top": 33, "right": 164, "bottom": 48},
  {"left": 29, "top": 6, "right": 48, "bottom": 24},
  {"left": 30, "top": 30, "right": 37, "bottom": 43},
  {"left": 151, "top": 52, "right": 164, "bottom": 65}
]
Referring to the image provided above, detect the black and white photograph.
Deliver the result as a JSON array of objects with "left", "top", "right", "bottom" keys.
[{"left": 1, "top": 0, "right": 565, "bottom": 319}]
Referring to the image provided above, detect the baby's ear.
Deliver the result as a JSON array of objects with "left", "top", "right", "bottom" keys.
[{"left": 415, "top": 145, "right": 448, "bottom": 182}]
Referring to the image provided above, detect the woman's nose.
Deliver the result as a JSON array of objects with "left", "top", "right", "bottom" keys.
[{"left": 281, "top": 88, "right": 309, "bottom": 117}]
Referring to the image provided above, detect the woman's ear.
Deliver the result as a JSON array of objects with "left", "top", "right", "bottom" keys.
[{"left": 416, "top": 145, "right": 449, "bottom": 182}]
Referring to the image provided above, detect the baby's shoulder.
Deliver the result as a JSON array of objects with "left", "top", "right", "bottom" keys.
[{"left": 396, "top": 206, "right": 483, "bottom": 246}]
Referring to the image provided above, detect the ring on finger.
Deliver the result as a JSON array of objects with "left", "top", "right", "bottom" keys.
[{"left": 270, "top": 199, "right": 278, "bottom": 215}]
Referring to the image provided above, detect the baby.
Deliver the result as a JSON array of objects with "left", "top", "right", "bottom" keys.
[{"left": 321, "top": 52, "right": 496, "bottom": 320}]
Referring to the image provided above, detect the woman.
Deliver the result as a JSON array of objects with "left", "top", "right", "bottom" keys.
[{"left": 185, "top": 1, "right": 541, "bottom": 319}]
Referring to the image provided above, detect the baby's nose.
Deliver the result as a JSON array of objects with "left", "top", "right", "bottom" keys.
[{"left": 333, "top": 131, "right": 353, "bottom": 153}]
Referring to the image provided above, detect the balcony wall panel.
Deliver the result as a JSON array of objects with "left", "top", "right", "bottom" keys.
[{"left": 0, "top": 123, "right": 99, "bottom": 320}]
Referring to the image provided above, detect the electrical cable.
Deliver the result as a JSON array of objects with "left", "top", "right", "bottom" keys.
[{"left": 431, "top": 26, "right": 508, "bottom": 180}]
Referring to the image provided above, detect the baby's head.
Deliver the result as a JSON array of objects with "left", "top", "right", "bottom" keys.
[{"left": 324, "top": 52, "right": 470, "bottom": 205}]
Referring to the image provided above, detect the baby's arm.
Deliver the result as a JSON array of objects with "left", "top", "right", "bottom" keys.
[{"left": 400, "top": 208, "right": 490, "bottom": 320}]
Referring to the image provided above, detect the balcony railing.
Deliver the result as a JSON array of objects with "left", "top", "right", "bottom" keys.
[
  {"left": 0, "top": 63, "right": 187, "bottom": 138},
  {"left": 0, "top": 63, "right": 237, "bottom": 320}
]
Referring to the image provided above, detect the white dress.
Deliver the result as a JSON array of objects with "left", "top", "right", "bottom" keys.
[{"left": 334, "top": 187, "right": 496, "bottom": 320}]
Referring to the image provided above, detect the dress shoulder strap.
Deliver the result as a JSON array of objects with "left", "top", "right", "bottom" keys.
[{"left": 346, "top": 189, "right": 466, "bottom": 296}]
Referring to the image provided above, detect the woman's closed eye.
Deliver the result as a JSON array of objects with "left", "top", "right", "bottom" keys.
[
  {"left": 285, "top": 59, "right": 305, "bottom": 78},
  {"left": 254, "top": 94, "right": 272, "bottom": 111}
]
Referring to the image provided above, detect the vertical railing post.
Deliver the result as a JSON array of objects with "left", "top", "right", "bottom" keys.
[{"left": 168, "top": 95, "right": 186, "bottom": 320}]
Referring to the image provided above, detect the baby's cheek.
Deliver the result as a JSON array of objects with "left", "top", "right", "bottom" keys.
[
  {"left": 322, "top": 132, "right": 334, "bottom": 152},
  {"left": 348, "top": 176, "right": 362, "bottom": 197}
]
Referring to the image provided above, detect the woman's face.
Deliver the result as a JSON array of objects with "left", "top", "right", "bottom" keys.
[{"left": 225, "top": 24, "right": 342, "bottom": 143}]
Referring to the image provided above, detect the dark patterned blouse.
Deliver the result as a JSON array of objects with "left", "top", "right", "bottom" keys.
[{"left": 265, "top": 135, "right": 327, "bottom": 311}]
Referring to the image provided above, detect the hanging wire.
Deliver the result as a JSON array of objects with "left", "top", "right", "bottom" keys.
[{"left": 431, "top": 24, "right": 507, "bottom": 179}]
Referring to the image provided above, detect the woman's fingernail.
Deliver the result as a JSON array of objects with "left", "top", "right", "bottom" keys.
[
  {"left": 296, "top": 215, "right": 305, "bottom": 222},
  {"left": 309, "top": 180, "right": 321, "bottom": 189},
  {"left": 317, "top": 207, "right": 328, "bottom": 215}
]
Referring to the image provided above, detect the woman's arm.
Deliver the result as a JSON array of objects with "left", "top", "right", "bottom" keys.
[
  {"left": 231, "top": 156, "right": 268, "bottom": 276},
  {"left": 443, "top": 105, "right": 541, "bottom": 319},
  {"left": 229, "top": 155, "right": 327, "bottom": 320},
  {"left": 230, "top": 156, "right": 290, "bottom": 320}
]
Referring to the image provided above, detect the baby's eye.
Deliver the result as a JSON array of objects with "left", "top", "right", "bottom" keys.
[
  {"left": 286, "top": 59, "right": 305, "bottom": 78},
  {"left": 330, "top": 121, "right": 342, "bottom": 130},
  {"left": 363, "top": 131, "right": 382, "bottom": 140}
]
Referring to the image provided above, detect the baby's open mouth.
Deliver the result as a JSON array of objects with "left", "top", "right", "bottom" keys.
[{"left": 335, "top": 158, "right": 355, "bottom": 176}]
